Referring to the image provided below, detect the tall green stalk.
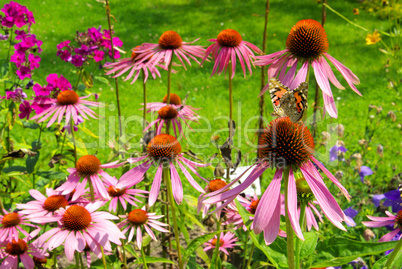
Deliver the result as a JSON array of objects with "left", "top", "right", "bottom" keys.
[
  {"left": 142, "top": 69, "right": 147, "bottom": 132},
  {"left": 227, "top": 63, "right": 233, "bottom": 180},
  {"left": 70, "top": 123, "right": 77, "bottom": 165},
  {"left": 384, "top": 238, "right": 402, "bottom": 268},
  {"left": 163, "top": 165, "right": 183, "bottom": 269},
  {"left": 141, "top": 245, "right": 149, "bottom": 269},
  {"left": 283, "top": 167, "right": 295, "bottom": 269}
]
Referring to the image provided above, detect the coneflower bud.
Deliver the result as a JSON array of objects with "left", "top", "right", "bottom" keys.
[
  {"left": 334, "top": 171, "right": 343, "bottom": 180},
  {"left": 334, "top": 124, "right": 344, "bottom": 137},
  {"left": 363, "top": 229, "right": 375, "bottom": 241}
]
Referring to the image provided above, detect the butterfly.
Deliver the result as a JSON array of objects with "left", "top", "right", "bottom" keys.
[{"left": 269, "top": 78, "right": 309, "bottom": 123}]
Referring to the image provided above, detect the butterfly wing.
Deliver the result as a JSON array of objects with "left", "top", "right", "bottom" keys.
[
  {"left": 269, "top": 78, "right": 288, "bottom": 118},
  {"left": 280, "top": 82, "right": 308, "bottom": 123}
]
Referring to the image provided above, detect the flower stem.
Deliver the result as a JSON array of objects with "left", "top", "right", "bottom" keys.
[
  {"left": 283, "top": 167, "right": 295, "bottom": 269},
  {"left": 165, "top": 59, "right": 173, "bottom": 134},
  {"left": 163, "top": 165, "right": 183, "bottom": 269},
  {"left": 214, "top": 219, "right": 221, "bottom": 268},
  {"left": 295, "top": 203, "right": 306, "bottom": 269},
  {"left": 0, "top": 199, "right": 4, "bottom": 216},
  {"left": 385, "top": 237, "right": 402, "bottom": 268},
  {"left": 227, "top": 63, "right": 233, "bottom": 180},
  {"left": 70, "top": 123, "right": 77, "bottom": 165},
  {"left": 141, "top": 245, "right": 149, "bottom": 269},
  {"left": 121, "top": 239, "right": 128, "bottom": 268},
  {"left": 79, "top": 251, "right": 84, "bottom": 269},
  {"left": 104, "top": 0, "right": 123, "bottom": 145},
  {"left": 142, "top": 69, "right": 147, "bottom": 132},
  {"left": 100, "top": 246, "right": 107, "bottom": 269},
  {"left": 246, "top": 242, "right": 255, "bottom": 268},
  {"left": 75, "top": 252, "right": 80, "bottom": 269},
  {"left": 241, "top": 230, "right": 250, "bottom": 269}
]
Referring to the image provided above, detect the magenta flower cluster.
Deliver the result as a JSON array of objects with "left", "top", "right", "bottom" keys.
[
  {"left": 0, "top": 1, "right": 35, "bottom": 29},
  {"left": 56, "top": 26, "right": 123, "bottom": 67}
]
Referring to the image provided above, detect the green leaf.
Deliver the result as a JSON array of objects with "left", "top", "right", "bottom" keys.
[
  {"left": 186, "top": 256, "right": 205, "bottom": 269},
  {"left": 183, "top": 231, "right": 221, "bottom": 262},
  {"left": 310, "top": 236, "right": 398, "bottom": 267},
  {"left": 94, "top": 75, "right": 111, "bottom": 86},
  {"left": 2, "top": 166, "right": 27, "bottom": 174},
  {"left": 22, "top": 121, "right": 40, "bottom": 129},
  {"left": 36, "top": 171, "right": 66, "bottom": 180},
  {"left": 82, "top": 69, "right": 93, "bottom": 88},
  {"left": 372, "top": 248, "right": 402, "bottom": 269},
  {"left": 78, "top": 125, "right": 99, "bottom": 138},
  {"left": 299, "top": 231, "right": 318, "bottom": 257},
  {"left": 135, "top": 256, "right": 177, "bottom": 265},
  {"left": 26, "top": 152, "right": 40, "bottom": 174}
]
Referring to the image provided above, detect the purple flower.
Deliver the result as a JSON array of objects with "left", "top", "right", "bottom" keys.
[
  {"left": 359, "top": 166, "right": 373, "bottom": 183},
  {"left": 71, "top": 54, "right": 84, "bottom": 67},
  {"left": 0, "top": 33, "right": 9, "bottom": 40},
  {"left": 61, "top": 116, "right": 84, "bottom": 134},
  {"left": 329, "top": 145, "right": 347, "bottom": 162},
  {"left": 56, "top": 40, "right": 71, "bottom": 50},
  {"left": 31, "top": 96, "right": 51, "bottom": 114},
  {"left": 6, "top": 87, "right": 26, "bottom": 102},
  {"left": 16, "top": 65, "right": 31, "bottom": 80},
  {"left": 28, "top": 53, "right": 40, "bottom": 70},
  {"left": 373, "top": 190, "right": 402, "bottom": 213},
  {"left": 33, "top": 83, "right": 51, "bottom": 96},
  {"left": 19, "top": 100, "right": 32, "bottom": 119},
  {"left": 344, "top": 206, "right": 358, "bottom": 227},
  {"left": 57, "top": 49, "right": 71, "bottom": 61},
  {"left": 1, "top": 1, "right": 35, "bottom": 29},
  {"left": 93, "top": 50, "right": 104, "bottom": 62},
  {"left": 10, "top": 51, "right": 25, "bottom": 68}
]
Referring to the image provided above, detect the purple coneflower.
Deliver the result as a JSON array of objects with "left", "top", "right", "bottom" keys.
[
  {"left": 104, "top": 46, "right": 164, "bottom": 84},
  {"left": 202, "top": 29, "right": 262, "bottom": 78},
  {"left": 119, "top": 134, "right": 209, "bottom": 206},
  {"left": 56, "top": 155, "right": 125, "bottom": 200},
  {"left": 16, "top": 188, "right": 79, "bottom": 218},
  {"left": 203, "top": 232, "right": 237, "bottom": 255},
  {"left": 204, "top": 117, "right": 351, "bottom": 244},
  {"left": 34, "top": 201, "right": 125, "bottom": 261},
  {"left": 104, "top": 176, "right": 148, "bottom": 213},
  {"left": 0, "top": 237, "right": 46, "bottom": 269},
  {"left": 118, "top": 208, "right": 168, "bottom": 249},
  {"left": 135, "top": 30, "right": 205, "bottom": 70},
  {"left": 30, "top": 90, "right": 100, "bottom": 128},
  {"left": 362, "top": 210, "right": 402, "bottom": 242},
  {"left": 255, "top": 19, "right": 361, "bottom": 118},
  {"left": 0, "top": 210, "right": 39, "bottom": 243}
]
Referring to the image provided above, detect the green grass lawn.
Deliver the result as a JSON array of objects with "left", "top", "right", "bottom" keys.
[{"left": 2, "top": 0, "right": 401, "bottom": 236}]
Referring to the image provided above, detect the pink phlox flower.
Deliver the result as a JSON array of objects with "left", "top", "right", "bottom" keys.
[
  {"left": 56, "top": 155, "right": 126, "bottom": 200},
  {"left": 201, "top": 29, "right": 262, "bottom": 79},
  {"left": 93, "top": 50, "right": 104, "bottom": 62},
  {"left": 19, "top": 100, "right": 32, "bottom": 119},
  {"left": 203, "top": 232, "right": 238, "bottom": 255},
  {"left": 33, "top": 201, "right": 125, "bottom": 261},
  {"left": 29, "top": 90, "right": 100, "bottom": 128},
  {"left": 135, "top": 30, "right": 205, "bottom": 71},
  {"left": 362, "top": 210, "right": 402, "bottom": 242},
  {"left": 255, "top": 19, "right": 361, "bottom": 118},
  {"left": 103, "top": 176, "right": 149, "bottom": 213},
  {"left": 30, "top": 96, "right": 51, "bottom": 114},
  {"left": 119, "top": 134, "right": 210, "bottom": 206},
  {"left": 16, "top": 66, "right": 31, "bottom": 80},
  {"left": 6, "top": 87, "right": 26, "bottom": 102},
  {"left": 118, "top": 207, "right": 169, "bottom": 249},
  {"left": 0, "top": 209, "right": 40, "bottom": 243},
  {"left": 33, "top": 83, "right": 51, "bottom": 96},
  {"left": 0, "top": 236, "right": 46, "bottom": 269},
  {"left": 1, "top": 1, "right": 35, "bottom": 29}
]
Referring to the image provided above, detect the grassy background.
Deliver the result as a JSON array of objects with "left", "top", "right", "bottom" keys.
[{"left": 1, "top": 0, "right": 401, "bottom": 260}]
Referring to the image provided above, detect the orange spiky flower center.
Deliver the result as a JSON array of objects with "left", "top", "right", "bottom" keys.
[
  {"left": 5, "top": 239, "right": 28, "bottom": 256},
  {"left": 217, "top": 29, "right": 242, "bottom": 47},
  {"left": 208, "top": 179, "right": 227, "bottom": 192},
  {"left": 158, "top": 30, "right": 182, "bottom": 50},
  {"left": 147, "top": 134, "right": 182, "bottom": 160},
  {"left": 158, "top": 106, "right": 178, "bottom": 120},
  {"left": 33, "top": 256, "right": 48, "bottom": 265},
  {"left": 75, "top": 155, "right": 101, "bottom": 176},
  {"left": 62, "top": 205, "right": 92, "bottom": 231},
  {"left": 211, "top": 238, "right": 224, "bottom": 247},
  {"left": 248, "top": 199, "right": 260, "bottom": 214},
  {"left": 57, "top": 90, "right": 79, "bottom": 105},
  {"left": 107, "top": 186, "right": 126, "bottom": 197},
  {"left": 258, "top": 117, "right": 315, "bottom": 169},
  {"left": 2, "top": 212, "right": 20, "bottom": 228},
  {"left": 43, "top": 195, "right": 69, "bottom": 212},
  {"left": 396, "top": 210, "right": 402, "bottom": 227},
  {"left": 128, "top": 209, "right": 148, "bottom": 225},
  {"left": 286, "top": 19, "right": 329, "bottom": 59},
  {"left": 163, "top": 93, "right": 182, "bottom": 105}
]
